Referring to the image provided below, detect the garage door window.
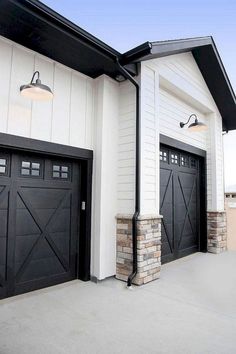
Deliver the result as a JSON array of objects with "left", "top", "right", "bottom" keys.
[
  {"left": 171, "top": 153, "right": 179, "bottom": 165},
  {"left": 181, "top": 155, "right": 189, "bottom": 167},
  {"left": 52, "top": 164, "right": 70, "bottom": 179},
  {"left": 160, "top": 150, "right": 168, "bottom": 163},
  {"left": 190, "top": 158, "right": 197, "bottom": 169},
  {"left": 21, "top": 160, "right": 41, "bottom": 177},
  {"left": 0, "top": 158, "right": 7, "bottom": 174}
]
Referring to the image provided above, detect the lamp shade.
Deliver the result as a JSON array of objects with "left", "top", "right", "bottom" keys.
[
  {"left": 180, "top": 114, "right": 207, "bottom": 132},
  {"left": 188, "top": 120, "right": 207, "bottom": 132},
  {"left": 20, "top": 72, "right": 53, "bottom": 101}
]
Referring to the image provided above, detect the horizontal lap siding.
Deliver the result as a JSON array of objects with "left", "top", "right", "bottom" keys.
[
  {"left": 118, "top": 81, "right": 136, "bottom": 213},
  {"left": 214, "top": 113, "right": 224, "bottom": 210},
  {"left": 159, "top": 82, "right": 211, "bottom": 209},
  {"left": 159, "top": 88, "right": 207, "bottom": 150},
  {"left": 0, "top": 36, "right": 94, "bottom": 150},
  {"left": 142, "top": 52, "right": 225, "bottom": 212},
  {"left": 141, "top": 66, "right": 158, "bottom": 214}
]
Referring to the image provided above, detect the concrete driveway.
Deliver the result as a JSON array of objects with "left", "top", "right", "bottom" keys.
[{"left": 1, "top": 252, "right": 236, "bottom": 354}]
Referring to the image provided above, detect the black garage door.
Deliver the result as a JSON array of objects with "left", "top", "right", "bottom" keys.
[
  {"left": 160, "top": 145, "right": 201, "bottom": 263},
  {"left": 0, "top": 149, "right": 80, "bottom": 299}
]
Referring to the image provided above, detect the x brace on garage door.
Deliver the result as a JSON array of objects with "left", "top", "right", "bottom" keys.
[{"left": 0, "top": 133, "right": 92, "bottom": 299}]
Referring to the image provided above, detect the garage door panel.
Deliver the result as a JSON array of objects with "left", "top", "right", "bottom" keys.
[
  {"left": 17, "top": 188, "right": 71, "bottom": 209},
  {"left": 0, "top": 239, "right": 7, "bottom": 284},
  {"left": 160, "top": 145, "right": 201, "bottom": 263},
  {"left": 17, "top": 251, "right": 66, "bottom": 283},
  {"left": 0, "top": 150, "right": 81, "bottom": 298},
  {"left": 49, "top": 208, "right": 71, "bottom": 233},
  {"left": 0, "top": 186, "right": 9, "bottom": 209},
  {"left": 16, "top": 208, "right": 41, "bottom": 236},
  {"left": 161, "top": 203, "right": 172, "bottom": 216},
  {"left": 0, "top": 210, "right": 8, "bottom": 237},
  {"left": 161, "top": 239, "right": 173, "bottom": 256},
  {"left": 15, "top": 235, "right": 69, "bottom": 283},
  {"left": 0, "top": 186, "right": 9, "bottom": 297},
  {"left": 179, "top": 234, "right": 198, "bottom": 250},
  {"left": 14, "top": 233, "right": 40, "bottom": 268},
  {"left": 50, "top": 231, "right": 70, "bottom": 261}
]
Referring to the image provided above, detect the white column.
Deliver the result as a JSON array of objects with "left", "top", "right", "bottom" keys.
[
  {"left": 91, "top": 75, "right": 119, "bottom": 279},
  {"left": 207, "top": 112, "right": 225, "bottom": 211}
]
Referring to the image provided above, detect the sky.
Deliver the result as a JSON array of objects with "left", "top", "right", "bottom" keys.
[{"left": 42, "top": 0, "right": 236, "bottom": 188}]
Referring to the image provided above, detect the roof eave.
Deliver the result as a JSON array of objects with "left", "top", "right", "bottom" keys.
[{"left": 18, "top": 0, "right": 121, "bottom": 60}]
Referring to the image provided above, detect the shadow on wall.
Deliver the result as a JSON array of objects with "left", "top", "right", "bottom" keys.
[{"left": 225, "top": 193, "right": 236, "bottom": 250}]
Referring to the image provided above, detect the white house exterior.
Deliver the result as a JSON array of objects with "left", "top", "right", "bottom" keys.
[{"left": 0, "top": 0, "right": 234, "bottom": 298}]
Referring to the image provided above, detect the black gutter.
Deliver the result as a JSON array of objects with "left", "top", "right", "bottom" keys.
[{"left": 116, "top": 59, "right": 140, "bottom": 287}]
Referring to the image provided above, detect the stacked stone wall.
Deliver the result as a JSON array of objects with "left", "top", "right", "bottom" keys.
[
  {"left": 207, "top": 211, "right": 227, "bottom": 253},
  {"left": 116, "top": 215, "right": 162, "bottom": 285}
]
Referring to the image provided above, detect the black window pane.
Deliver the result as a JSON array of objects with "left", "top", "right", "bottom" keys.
[
  {"left": 0, "top": 166, "right": 6, "bottom": 174},
  {"left": 0, "top": 159, "right": 6, "bottom": 166},
  {"left": 22, "top": 161, "right": 30, "bottom": 168},
  {"left": 21, "top": 169, "right": 30, "bottom": 175},
  {"left": 32, "top": 163, "right": 40, "bottom": 169}
]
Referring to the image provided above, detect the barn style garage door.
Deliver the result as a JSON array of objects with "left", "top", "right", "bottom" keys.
[
  {"left": 160, "top": 145, "right": 201, "bottom": 264},
  {"left": 0, "top": 149, "right": 80, "bottom": 299}
]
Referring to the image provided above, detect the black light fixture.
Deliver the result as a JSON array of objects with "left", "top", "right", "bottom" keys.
[
  {"left": 20, "top": 71, "right": 53, "bottom": 101},
  {"left": 180, "top": 113, "right": 207, "bottom": 132}
]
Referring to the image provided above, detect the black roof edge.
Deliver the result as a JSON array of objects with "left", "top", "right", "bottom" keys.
[
  {"left": 13, "top": 0, "right": 121, "bottom": 61},
  {"left": 209, "top": 36, "right": 236, "bottom": 105},
  {"left": 120, "top": 42, "right": 152, "bottom": 65}
]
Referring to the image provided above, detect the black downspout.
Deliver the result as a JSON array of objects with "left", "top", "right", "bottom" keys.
[{"left": 116, "top": 59, "right": 140, "bottom": 287}]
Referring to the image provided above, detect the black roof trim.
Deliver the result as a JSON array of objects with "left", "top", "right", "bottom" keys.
[
  {"left": 17, "top": 0, "right": 121, "bottom": 60},
  {"left": 120, "top": 42, "right": 152, "bottom": 65},
  {"left": 0, "top": 0, "right": 125, "bottom": 79}
]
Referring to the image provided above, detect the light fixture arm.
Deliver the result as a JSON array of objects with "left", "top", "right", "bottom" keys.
[
  {"left": 180, "top": 114, "right": 198, "bottom": 128},
  {"left": 30, "top": 71, "right": 40, "bottom": 84}
]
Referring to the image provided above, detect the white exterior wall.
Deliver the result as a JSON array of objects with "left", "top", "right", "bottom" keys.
[
  {"left": 0, "top": 36, "right": 94, "bottom": 149},
  {"left": 91, "top": 75, "right": 119, "bottom": 279},
  {"left": 0, "top": 34, "right": 226, "bottom": 280},
  {"left": 140, "top": 52, "right": 225, "bottom": 214},
  {"left": 0, "top": 35, "right": 120, "bottom": 280},
  {"left": 117, "top": 81, "right": 136, "bottom": 214}
]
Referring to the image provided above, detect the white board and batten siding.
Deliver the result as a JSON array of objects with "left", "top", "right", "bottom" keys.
[
  {"left": 0, "top": 35, "right": 118, "bottom": 281},
  {"left": 140, "top": 52, "right": 225, "bottom": 214},
  {"left": 0, "top": 35, "right": 94, "bottom": 149},
  {"left": 91, "top": 75, "right": 119, "bottom": 279}
]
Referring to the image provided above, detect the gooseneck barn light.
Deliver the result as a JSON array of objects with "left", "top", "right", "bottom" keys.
[
  {"left": 20, "top": 71, "right": 53, "bottom": 101},
  {"left": 180, "top": 114, "right": 207, "bottom": 132}
]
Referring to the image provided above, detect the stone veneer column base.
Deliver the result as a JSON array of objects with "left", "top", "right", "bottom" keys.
[
  {"left": 207, "top": 211, "right": 227, "bottom": 253},
  {"left": 116, "top": 214, "right": 162, "bottom": 285}
]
